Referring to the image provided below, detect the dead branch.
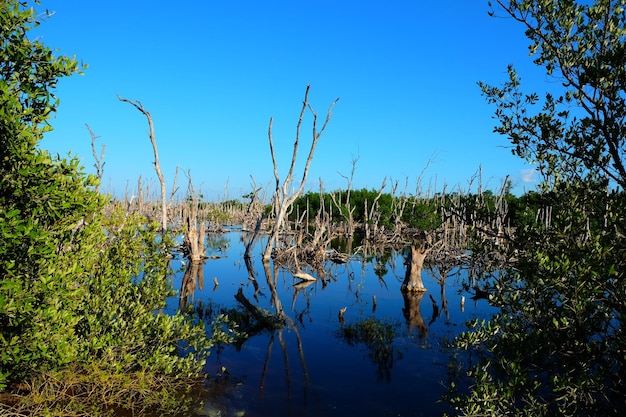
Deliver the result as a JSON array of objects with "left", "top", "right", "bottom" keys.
[
  {"left": 86, "top": 124, "right": 105, "bottom": 192},
  {"left": 263, "top": 86, "right": 339, "bottom": 261},
  {"left": 118, "top": 95, "right": 168, "bottom": 231}
]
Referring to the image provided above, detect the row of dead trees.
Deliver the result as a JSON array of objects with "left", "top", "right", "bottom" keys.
[{"left": 94, "top": 89, "right": 525, "bottom": 295}]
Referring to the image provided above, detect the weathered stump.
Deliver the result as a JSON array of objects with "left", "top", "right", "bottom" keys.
[
  {"left": 400, "top": 244, "right": 430, "bottom": 292},
  {"left": 183, "top": 205, "right": 207, "bottom": 262}
]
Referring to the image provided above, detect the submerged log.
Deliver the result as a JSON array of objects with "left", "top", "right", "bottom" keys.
[{"left": 329, "top": 249, "right": 349, "bottom": 264}]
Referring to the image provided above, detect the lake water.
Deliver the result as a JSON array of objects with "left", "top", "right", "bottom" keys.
[{"left": 165, "top": 230, "right": 497, "bottom": 417}]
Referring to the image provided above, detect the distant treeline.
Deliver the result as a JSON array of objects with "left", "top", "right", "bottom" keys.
[{"left": 282, "top": 187, "right": 623, "bottom": 233}]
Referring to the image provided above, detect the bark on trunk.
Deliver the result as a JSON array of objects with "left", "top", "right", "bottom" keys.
[
  {"left": 118, "top": 96, "right": 168, "bottom": 231},
  {"left": 183, "top": 205, "right": 207, "bottom": 262},
  {"left": 401, "top": 244, "right": 430, "bottom": 292}
]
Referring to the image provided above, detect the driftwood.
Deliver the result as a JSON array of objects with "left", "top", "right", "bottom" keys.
[{"left": 292, "top": 270, "right": 316, "bottom": 282}]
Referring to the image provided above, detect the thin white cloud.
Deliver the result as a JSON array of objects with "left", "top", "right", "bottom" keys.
[{"left": 521, "top": 168, "right": 538, "bottom": 183}]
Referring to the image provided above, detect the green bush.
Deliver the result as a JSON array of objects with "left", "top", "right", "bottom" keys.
[
  {"left": 0, "top": 2, "right": 229, "bottom": 414},
  {"left": 448, "top": 1, "right": 626, "bottom": 416}
]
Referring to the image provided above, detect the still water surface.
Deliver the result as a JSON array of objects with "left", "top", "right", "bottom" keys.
[{"left": 165, "top": 230, "right": 496, "bottom": 417}]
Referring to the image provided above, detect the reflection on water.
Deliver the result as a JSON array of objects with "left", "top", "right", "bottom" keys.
[{"left": 166, "top": 231, "right": 497, "bottom": 417}]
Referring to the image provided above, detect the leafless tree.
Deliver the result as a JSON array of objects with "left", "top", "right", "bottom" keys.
[
  {"left": 330, "top": 155, "right": 359, "bottom": 237},
  {"left": 363, "top": 177, "right": 387, "bottom": 241},
  {"left": 182, "top": 170, "right": 207, "bottom": 262},
  {"left": 118, "top": 95, "right": 168, "bottom": 231},
  {"left": 86, "top": 124, "right": 105, "bottom": 193},
  {"left": 263, "top": 85, "right": 339, "bottom": 261}
]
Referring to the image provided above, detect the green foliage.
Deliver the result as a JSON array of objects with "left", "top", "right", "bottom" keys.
[
  {"left": 291, "top": 189, "right": 441, "bottom": 231},
  {"left": 1, "top": 0, "right": 98, "bottom": 388},
  {"left": 480, "top": 1, "right": 626, "bottom": 188},
  {"left": 452, "top": 183, "right": 626, "bottom": 416},
  {"left": 401, "top": 196, "right": 441, "bottom": 230},
  {"left": 449, "top": 1, "right": 626, "bottom": 416},
  {"left": 0, "top": 2, "right": 227, "bottom": 414}
]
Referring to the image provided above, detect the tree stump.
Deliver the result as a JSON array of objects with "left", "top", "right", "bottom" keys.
[
  {"left": 401, "top": 244, "right": 431, "bottom": 292},
  {"left": 183, "top": 205, "right": 207, "bottom": 262}
]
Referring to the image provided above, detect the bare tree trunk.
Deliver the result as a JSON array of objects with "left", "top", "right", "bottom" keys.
[
  {"left": 183, "top": 172, "right": 206, "bottom": 262},
  {"left": 169, "top": 166, "right": 180, "bottom": 205},
  {"left": 137, "top": 175, "right": 143, "bottom": 214},
  {"left": 86, "top": 124, "right": 105, "bottom": 193},
  {"left": 401, "top": 241, "right": 431, "bottom": 293},
  {"left": 390, "top": 176, "right": 409, "bottom": 236},
  {"left": 364, "top": 178, "right": 387, "bottom": 240},
  {"left": 118, "top": 95, "right": 168, "bottom": 231},
  {"left": 331, "top": 156, "right": 359, "bottom": 237},
  {"left": 263, "top": 86, "right": 339, "bottom": 261},
  {"left": 243, "top": 176, "right": 263, "bottom": 232}
]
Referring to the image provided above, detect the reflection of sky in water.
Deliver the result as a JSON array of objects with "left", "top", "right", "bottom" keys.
[{"left": 166, "top": 231, "right": 497, "bottom": 417}]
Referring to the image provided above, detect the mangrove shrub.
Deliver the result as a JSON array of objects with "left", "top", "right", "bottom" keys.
[{"left": 0, "top": 1, "right": 227, "bottom": 414}]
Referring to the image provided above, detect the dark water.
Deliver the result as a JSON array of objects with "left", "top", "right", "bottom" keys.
[{"left": 165, "top": 231, "right": 496, "bottom": 417}]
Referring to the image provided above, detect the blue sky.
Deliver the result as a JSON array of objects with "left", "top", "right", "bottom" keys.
[{"left": 37, "top": 1, "right": 549, "bottom": 200}]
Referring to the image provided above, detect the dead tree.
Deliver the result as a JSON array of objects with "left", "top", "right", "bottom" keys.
[
  {"left": 118, "top": 95, "right": 168, "bottom": 231},
  {"left": 182, "top": 171, "right": 207, "bottom": 262},
  {"left": 243, "top": 176, "right": 264, "bottom": 232},
  {"left": 401, "top": 233, "right": 432, "bottom": 293},
  {"left": 243, "top": 176, "right": 267, "bottom": 261},
  {"left": 86, "top": 124, "right": 105, "bottom": 192},
  {"left": 308, "top": 180, "right": 333, "bottom": 250},
  {"left": 263, "top": 85, "right": 339, "bottom": 261},
  {"left": 330, "top": 155, "right": 359, "bottom": 237},
  {"left": 390, "top": 177, "right": 410, "bottom": 237},
  {"left": 169, "top": 166, "right": 180, "bottom": 205},
  {"left": 363, "top": 177, "right": 387, "bottom": 241}
]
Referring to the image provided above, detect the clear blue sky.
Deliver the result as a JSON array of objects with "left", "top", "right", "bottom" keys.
[{"left": 37, "top": 0, "right": 549, "bottom": 200}]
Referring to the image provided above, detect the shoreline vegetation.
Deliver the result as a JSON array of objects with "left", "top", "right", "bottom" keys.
[{"left": 2, "top": 1, "right": 625, "bottom": 416}]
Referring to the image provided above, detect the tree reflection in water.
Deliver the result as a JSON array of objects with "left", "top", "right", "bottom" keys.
[
  {"left": 179, "top": 259, "right": 205, "bottom": 311},
  {"left": 170, "top": 231, "right": 497, "bottom": 417},
  {"left": 336, "top": 317, "right": 402, "bottom": 382}
]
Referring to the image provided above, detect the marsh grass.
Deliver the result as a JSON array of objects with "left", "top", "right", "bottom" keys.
[{"left": 0, "top": 364, "right": 207, "bottom": 417}]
